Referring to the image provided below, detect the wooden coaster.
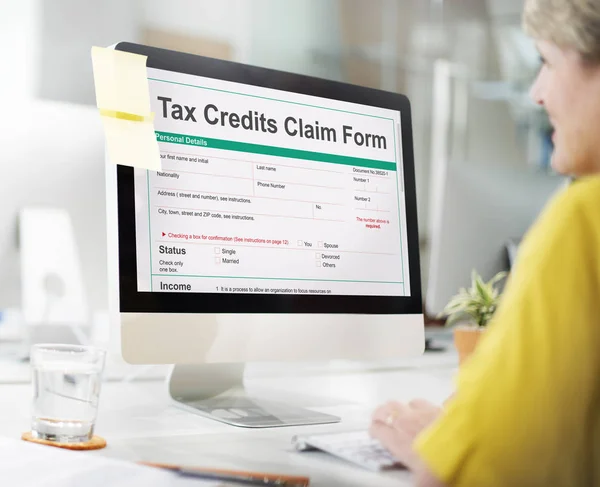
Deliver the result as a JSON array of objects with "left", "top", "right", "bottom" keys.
[{"left": 21, "top": 432, "right": 107, "bottom": 450}]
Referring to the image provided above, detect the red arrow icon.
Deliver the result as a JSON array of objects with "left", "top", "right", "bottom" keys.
[{"left": 162, "top": 232, "right": 166, "bottom": 237}]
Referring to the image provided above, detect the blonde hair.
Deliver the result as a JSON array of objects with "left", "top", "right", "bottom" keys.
[{"left": 523, "top": 0, "right": 600, "bottom": 61}]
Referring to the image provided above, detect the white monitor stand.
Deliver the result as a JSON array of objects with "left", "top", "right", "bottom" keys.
[
  {"left": 167, "top": 363, "right": 340, "bottom": 427},
  {"left": 106, "top": 42, "right": 424, "bottom": 428}
]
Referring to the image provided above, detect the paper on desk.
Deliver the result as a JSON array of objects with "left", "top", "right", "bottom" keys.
[
  {"left": 91, "top": 46, "right": 161, "bottom": 171},
  {"left": 0, "top": 437, "right": 221, "bottom": 487}
]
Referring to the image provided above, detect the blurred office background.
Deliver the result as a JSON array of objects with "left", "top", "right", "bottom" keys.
[{"left": 0, "top": 0, "right": 556, "bottom": 334}]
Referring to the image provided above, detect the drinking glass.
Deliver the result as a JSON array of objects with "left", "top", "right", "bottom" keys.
[{"left": 30, "top": 344, "right": 106, "bottom": 443}]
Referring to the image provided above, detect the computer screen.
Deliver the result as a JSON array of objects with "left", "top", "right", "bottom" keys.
[
  {"left": 132, "top": 69, "right": 411, "bottom": 299},
  {"left": 110, "top": 43, "right": 422, "bottom": 370}
]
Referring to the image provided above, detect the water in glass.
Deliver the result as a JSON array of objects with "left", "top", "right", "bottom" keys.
[{"left": 30, "top": 345, "right": 105, "bottom": 443}]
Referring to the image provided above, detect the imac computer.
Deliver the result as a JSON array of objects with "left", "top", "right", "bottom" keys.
[
  {"left": 0, "top": 100, "right": 107, "bottom": 341},
  {"left": 106, "top": 43, "right": 423, "bottom": 427},
  {"left": 426, "top": 162, "right": 565, "bottom": 317}
]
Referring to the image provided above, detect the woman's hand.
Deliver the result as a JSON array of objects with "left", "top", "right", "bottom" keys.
[{"left": 369, "top": 399, "right": 442, "bottom": 471}]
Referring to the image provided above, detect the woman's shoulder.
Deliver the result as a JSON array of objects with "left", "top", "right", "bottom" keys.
[
  {"left": 567, "top": 174, "right": 600, "bottom": 203},
  {"left": 540, "top": 175, "right": 600, "bottom": 222},
  {"left": 519, "top": 175, "right": 600, "bottom": 262}
]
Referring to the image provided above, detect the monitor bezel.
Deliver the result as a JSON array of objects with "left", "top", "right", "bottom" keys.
[{"left": 114, "top": 42, "right": 422, "bottom": 315}]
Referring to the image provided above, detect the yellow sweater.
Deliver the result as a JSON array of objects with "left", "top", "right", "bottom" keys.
[{"left": 415, "top": 175, "right": 600, "bottom": 486}]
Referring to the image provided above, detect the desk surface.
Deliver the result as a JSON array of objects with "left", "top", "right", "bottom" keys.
[{"left": 0, "top": 341, "right": 456, "bottom": 487}]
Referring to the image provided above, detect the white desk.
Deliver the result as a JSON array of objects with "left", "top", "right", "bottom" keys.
[{"left": 0, "top": 343, "right": 456, "bottom": 486}]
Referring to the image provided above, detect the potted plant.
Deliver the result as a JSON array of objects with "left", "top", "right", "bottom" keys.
[{"left": 439, "top": 270, "right": 507, "bottom": 365}]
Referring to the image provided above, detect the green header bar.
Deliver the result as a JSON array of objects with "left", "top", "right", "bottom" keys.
[{"left": 155, "top": 131, "right": 396, "bottom": 172}]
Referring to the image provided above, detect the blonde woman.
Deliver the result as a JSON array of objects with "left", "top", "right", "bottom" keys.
[{"left": 369, "top": 1, "right": 600, "bottom": 485}]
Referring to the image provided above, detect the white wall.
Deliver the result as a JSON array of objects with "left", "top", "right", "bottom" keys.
[
  {"left": 403, "top": 1, "right": 530, "bottom": 298},
  {"left": 248, "top": 0, "right": 343, "bottom": 80},
  {"left": 143, "top": 0, "right": 252, "bottom": 62},
  {"left": 10, "top": 0, "right": 344, "bottom": 106},
  {"left": 143, "top": 0, "right": 342, "bottom": 79},
  {"left": 0, "top": 0, "right": 39, "bottom": 100},
  {"left": 37, "top": 0, "right": 141, "bottom": 105}
]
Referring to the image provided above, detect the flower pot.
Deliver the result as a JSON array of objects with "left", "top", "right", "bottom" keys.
[{"left": 453, "top": 326, "right": 484, "bottom": 365}]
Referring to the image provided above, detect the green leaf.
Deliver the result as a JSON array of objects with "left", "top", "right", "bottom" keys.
[
  {"left": 489, "top": 271, "right": 508, "bottom": 287},
  {"left": 441, "top": 269, "right": 507, "bottom": 328},
  {"left": 474, "top": 275, "right": 490, "bottom": 300}
]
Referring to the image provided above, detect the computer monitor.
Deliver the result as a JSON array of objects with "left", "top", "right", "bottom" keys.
[
  {"left": 426, "top": 162, "right": 565, "bottom": 317},
  {"left": 106, "top": 43, "right": 423, "bottom": 427},
  {"left": 0, "top": 100, "right": 107, "bottom": 324}
]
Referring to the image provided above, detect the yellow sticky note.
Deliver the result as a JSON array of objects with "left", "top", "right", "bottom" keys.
[
  {"left": 91, "top": 46, "right": 161, "bottom": 171},
  {"left": 101, "top": 116, "right": 161, "bottom": 171},
  {"left": 91, "top": 46, "right": 151, "bottom": 117}
]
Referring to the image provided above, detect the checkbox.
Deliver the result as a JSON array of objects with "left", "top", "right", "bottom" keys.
[
  {"left": 316, "top": 252, "right": 321, "bottom": 259},
  {"left": 297, "top": 240, "right": 303, "bottom": 247},
  {"left": 214, "top": 247, "right": 221, "bottom": 254},
  {"left": 316, "top": 261, "right": 322, "bottom": 267},
  {"left": 318, "top": 241, "right": 323, "bottom": 248},
  {"left": 215, "top": 256, "right": 221, "bottom": 264}
]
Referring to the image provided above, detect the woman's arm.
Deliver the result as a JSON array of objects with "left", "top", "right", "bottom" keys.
[
  {"left": 369, "top": 400, "right": 447, "bottom": 486},
  {"left": 414, "top": 461, "right": 448, "bottom": 487}
]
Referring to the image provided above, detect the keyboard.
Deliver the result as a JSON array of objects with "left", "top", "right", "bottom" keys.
[{"left": 292, "top": 430, "right": 404, "bottom": 471}]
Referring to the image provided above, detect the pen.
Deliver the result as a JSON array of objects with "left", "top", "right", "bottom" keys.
[{"left": 141, "top": 462, "right": 310, "bottom": 487}]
